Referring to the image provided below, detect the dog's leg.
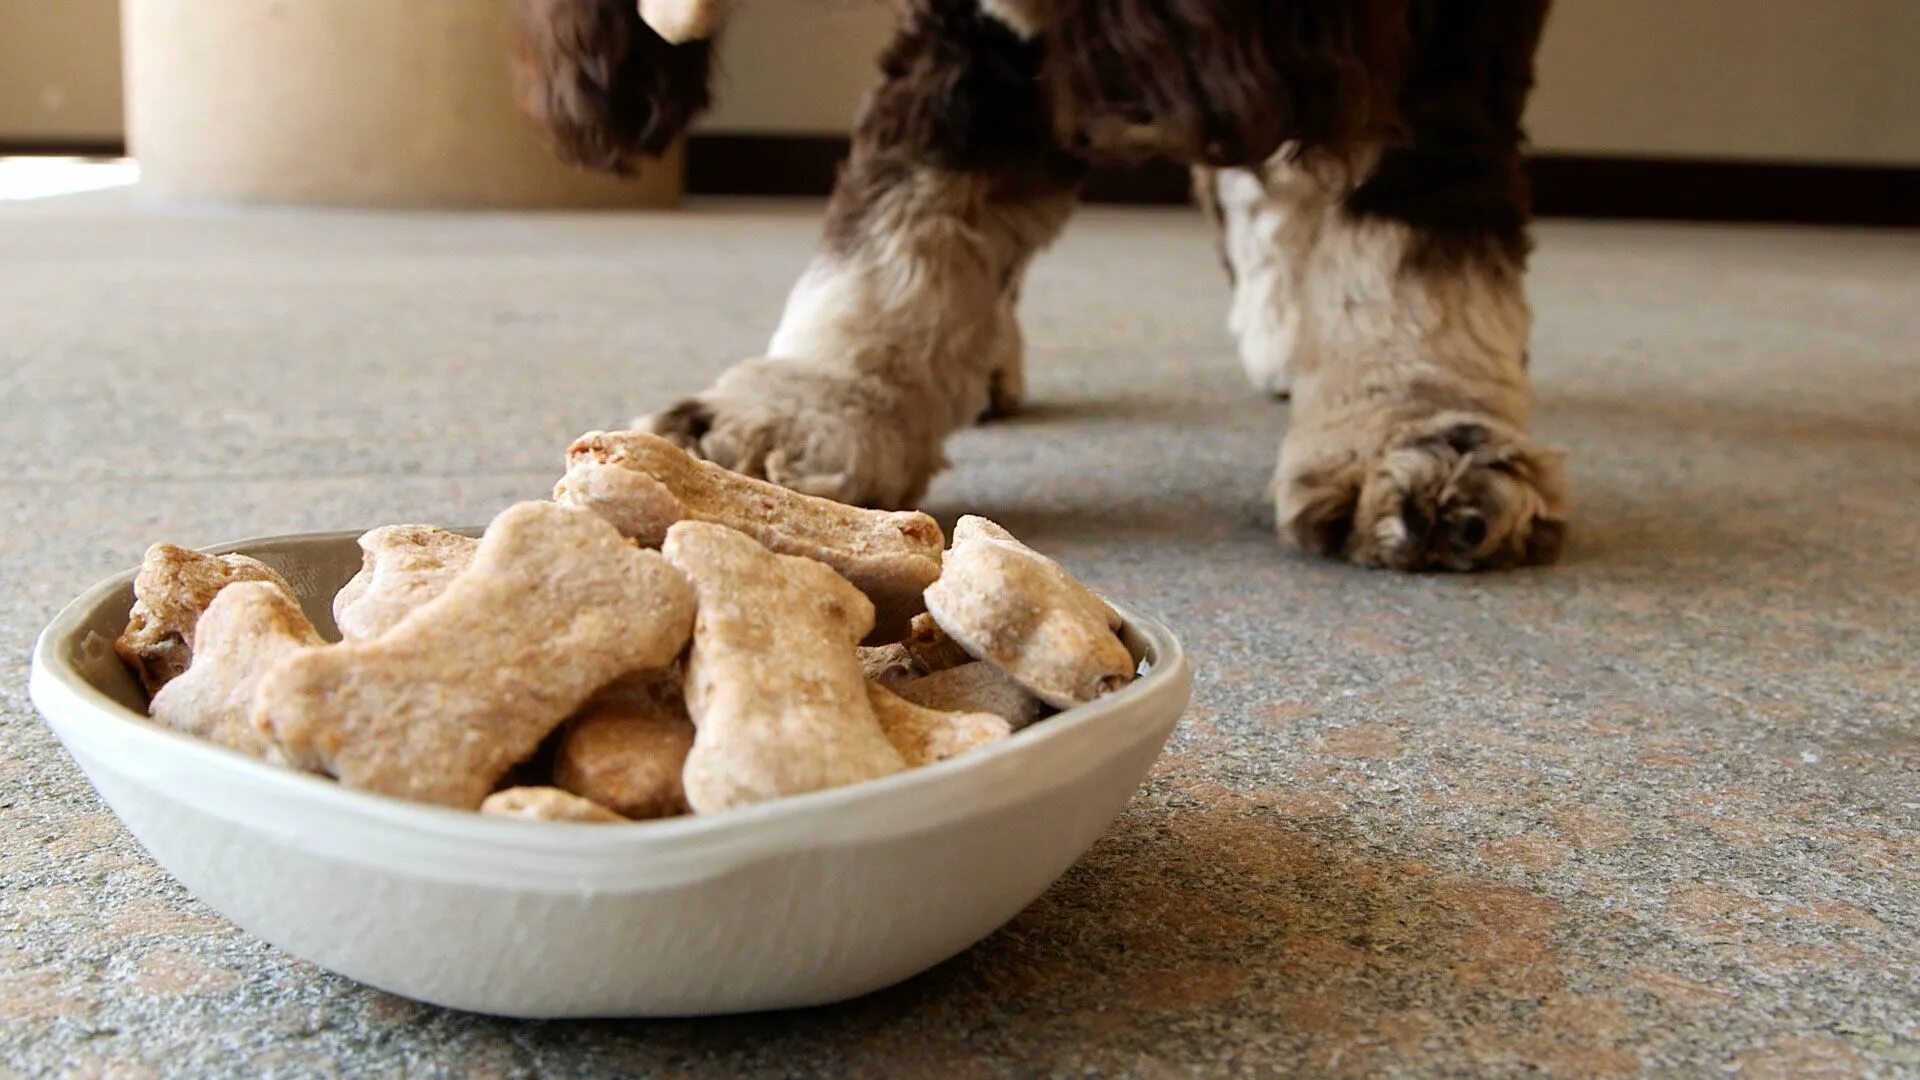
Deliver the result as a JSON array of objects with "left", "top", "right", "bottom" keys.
[
  {"left": 642, "top": 2, "right": 1082, "bottom": 508},
  {"left": 981, "top": 292, "right": 1027, "bottom": 420},
  {"left": 1272, "top": 175, "right": 1569, "bottom": 570},
  {"left": 1272, "top": 4, "right": 1568, "bottom": 571},
  {"left": 1196, "top": 158, "right": 1336, "bottom": 399}
]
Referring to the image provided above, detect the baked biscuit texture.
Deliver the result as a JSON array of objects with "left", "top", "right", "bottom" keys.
[
  {"left": 663, "top": 521, "right": 906, "bottom": 813},
  {"left": 556, "top": 430, "right": 943, "bottom": 641},
  {"left": 148, "top": 581, "right": 324, "bottom": 760},
  {"left": 256, "top": 502, "right": 694, "bottom": 809},
  {"left": 924, "top": 516, "right": 1134, "bottom": 709},
  {"left": 117, "top": 544, "right": 296, "bottom": 696},
  {"left": 333, "top": 525, "right": 478, "bottom": 641}
]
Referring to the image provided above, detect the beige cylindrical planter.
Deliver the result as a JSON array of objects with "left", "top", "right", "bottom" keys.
[{"left": 123, "top": 0, "right": 681, "bottom": 208}]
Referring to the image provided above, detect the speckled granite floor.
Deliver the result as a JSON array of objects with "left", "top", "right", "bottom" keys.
[{"left": 1, "top": 193, "right": 1915, "bottom": 1079}]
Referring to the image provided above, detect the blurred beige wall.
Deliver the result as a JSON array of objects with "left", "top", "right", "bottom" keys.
[
  {"left": 3, "top": 0, "right": 1916, "bottom": 165},
  {"left": 1531, "top": 0, "right": 1920, "bottom": 165},
  {"left": 0, "top": 0, "right": 124, "bottom": 141},
  {"left": 701, "top": 0, "right": 1920, "bottom": 166},
  {"left": 700, "top": 1, "right": 895, "bottom": 133},
  {"left": 117, "top": 0, "right": 680, "bottom": 207}
]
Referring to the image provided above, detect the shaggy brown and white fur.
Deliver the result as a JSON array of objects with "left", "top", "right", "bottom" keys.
[{"left": 511, "top": 0, "right": 1570, "bottom": 571}]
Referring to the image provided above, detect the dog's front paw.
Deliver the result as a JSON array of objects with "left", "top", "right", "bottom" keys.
[
  {"left": 1276, "top": 413, "right": 1569, "bottom": 571},
  {"left": 639, "top": 359, "right": 940, "bottom": 510}
]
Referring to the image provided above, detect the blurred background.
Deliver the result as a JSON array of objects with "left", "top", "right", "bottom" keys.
[{"left": 2, "top": 0, "right": 1915, "bottom": 220}]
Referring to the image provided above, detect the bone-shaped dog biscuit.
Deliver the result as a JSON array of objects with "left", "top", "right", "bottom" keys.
[
  {"left": 256, "top": 502, "right": 695, "bottom": 809},
  {"left": 553, "top": 669, "right": 694, "bottom": 820},
  {"left": 555, "top": 431, "right": 943, "bottom": 641},
  {"left": 663, "top": 521, "right": 906, "bottom": 812},
  {"left": 867, "top": 682, "right": 1011, "bottom": 766},
  {"left": 923, "top": 516, "right": 1135, "bottom": 709},
  {"left": 480, "top": 787, "right": 626, "bottom": 823},
  {"left": 894, "top": 661, "right": 1047, "bottom": 731},
  {"left": 116, "top": 544, "right": 296, "bottom": 696},
  {"left": 148, "top": 581, "right": 324, "bottom": 759},
  {"left": 333, "top": 525, "right": 477, "bottom": 640}
]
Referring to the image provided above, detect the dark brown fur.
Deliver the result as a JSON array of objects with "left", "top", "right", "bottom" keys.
[
  {"left": 1042, "top": 0, "right": 1409, "bottom": 167},
  {"left": 509, "top": 0, "right": 1552, "bottom": 276},
  {"left": 1043, "top": 0, "right": 1550, "bottom": 272},
  {"left": 1344, "top": 0, "right": 1553, "bottom": 269},
  {"left": 507, "top": 0, "right": 713, "bottom": 173},
  {"left": 824, "top": 0, "right": 1089, "bottom": 257}
]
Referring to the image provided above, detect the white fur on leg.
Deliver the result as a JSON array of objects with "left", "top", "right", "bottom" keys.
[
  {"left": 1211, "top": 154, "right": 1368, "bottom": 397},
  {"left": 764, "top": 184, "right": 1015, "bottom": 439},
  {"left": 766, "top": 257, "right": 879, "bottom": 368},
  {"left": 1285, "top": 216, "right": 1533, "bottom": 415},
  {"left": 1215, "top": 168, "right": 1299, "bottom": 395}
]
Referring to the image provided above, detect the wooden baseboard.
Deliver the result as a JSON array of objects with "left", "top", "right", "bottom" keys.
[
  {"left": 1528, "top": 154, "right": 1918, "bottom": 227},
  {"left": 685, "top": 134, "right": 1195, "bottom": 205},
  {"left": 8, "top": 134, "right": 1914, "bottom": 225},
  {"left": 0, "top": 139, "right": 127, "bottom": 158},
  {"left": 689, "top": 135, "right": 1918, "bottom": 226}
]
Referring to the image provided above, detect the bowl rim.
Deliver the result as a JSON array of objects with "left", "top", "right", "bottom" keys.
[{"left": 30, "top": 528, "right": 1191, "bottom": 881}]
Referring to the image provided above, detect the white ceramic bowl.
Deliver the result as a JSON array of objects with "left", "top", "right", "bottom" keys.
[{"left": 29, "top": 531, "right": 1190, "bottom": 1018}]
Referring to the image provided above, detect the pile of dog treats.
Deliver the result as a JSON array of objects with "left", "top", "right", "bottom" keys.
[{"left": 115, "top": 431, "right": 1137, "bottom": 821}]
